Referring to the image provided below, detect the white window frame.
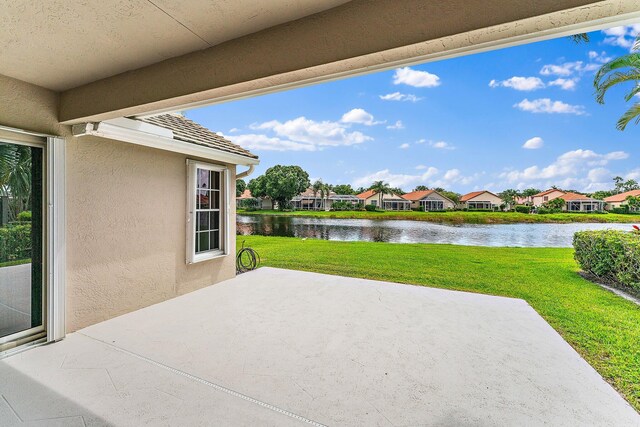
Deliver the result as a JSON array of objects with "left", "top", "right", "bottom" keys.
[
  {"left": 186, "top": 160, "right": 229, "bottom": 264},
  {"left": 0, "top": 127, "right": 65, "bottom": 357}
]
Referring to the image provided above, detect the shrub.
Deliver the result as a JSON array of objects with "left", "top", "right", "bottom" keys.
[
  {"left": 365, "top": 204, "right": 378, "bottom": 212},
  {"left": 515, "top": 205, "right": 531, "bottom": 214},
  {"left": 16, "top": 211, "right": 32, "bottom": 222},
  {"left": 573, "top": 229, "right": 640, "bottom": 292},
  {"left": 331, "top": 200, "right": 359, "bottom": 211},
  {"left": 0, "top": 224, "right": 31, "bottom": 262}
]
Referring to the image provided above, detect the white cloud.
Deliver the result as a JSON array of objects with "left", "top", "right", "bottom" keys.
[
  {"left": 429, "top": 140, "right": 455, "bottom": 150},
  {"left": 393, "top": 67, "right": 441, "bottom": 88},
  {"left": 548, "top": 78, "right": 578, "bottom": 90},
  {"left": 587, "top": 51, "right": 611, "bottom": 63},
  {"left": 232, "top": 134, "right": 317, "bottom": 152},
  {"left": 540, "top": 62, "right": 582, "bottom": 76},
  {"left": 522, "top": 137, "right": 544, "bottom": 149},
  {"left": 626, "top": 168, "right": 640, "bottom": 181},
  {"left": 387, "top": 120, "right": 405, "bottom": 130},
  {"left": 399, "top": 143, "right": 410, "bottom": 149},
  {"left": 340, "top": 108, "right": 382, "bottom": 126},
  {"left": 228, "top": 127, "right": 239, "bottom": 133},
  {"left": 587, "top": 167, "right": 611, "bottom": 183},
  {"left": 443, "top": 169, "right": 460, "bottom": 180},
  {"left": 379, "top": 92, "right": 422, "bottom": 102},
  {"left": 242, "top": 115, "right": 372, "bottom": 151},
  {"left": 415, "top": 138, "right": 427, "bottom": 144},
  {"left": 602, "top": 25, "right": 640, "bottom": 49},
  {"left": 353, "top": 167, "right": 482, "bottom": 191},
  {"left": 514, "top": 98, "right": 585, "bottom": 115},
  {"left": 353, "top": 167, "right": 439, "bottom": 189},
  {"left": 489, "top": 76, "right": 545, "bottom": 91},
  {"left": 499, "top": 149, "right": 628, "bottom": 188},
  {"left": 431, "top": 169, "right": 482, "bottom": 188}
]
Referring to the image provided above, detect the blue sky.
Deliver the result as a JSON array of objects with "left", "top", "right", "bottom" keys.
[{"left": 186, "top": 25, "right": 640, "bottom": 194}]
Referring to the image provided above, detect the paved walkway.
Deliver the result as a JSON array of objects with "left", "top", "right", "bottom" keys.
[
  {"left": 0, "top": 263, "right": 31, "bottom": 337},
  {"left": 1, "top": 267, "right": 638, "bottom": 426}
]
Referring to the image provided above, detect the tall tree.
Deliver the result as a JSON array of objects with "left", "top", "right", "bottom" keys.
[
  {"left": 499, "top": 189, "right": 520, "bottom": 209},
  {"left": 320, "top": 183, "right": 332, "bottom": 210},
  {"left": 248, "top": 165, "right": 310, "bottom": 210},
  {"left": 0, "top": 144, "right": 32, "bottom": 219},
  {"left": 390, "top": 187, "right": 405, "bottom": 196},
  {"left": 594, "top": 34, "right": 640, "bottom": 130},
  {"left": 333, "top": 184, "right": 355, "bottom": 195},
  {"left": 369, "top": 180, "right": 392, "bottom": 208},
  {"left": 521, "top": 188, "right": 541, "bottom": 198},
  {"left": 439, "top": 190, "right": 461, "bottom": 205},
  {"left": 626, "top": 195, "right": 640, "bottom": 211},
  {"left": 236, "top": 179, "right": 246, "bottom": 197},
  {"left": 413, "top": 185, "right": 429, "bottom": 191},
  {"left": 623, "top": 179, "right": 639, "bottom": 192},
  {"left": 312, "top": 179, "right": 324, "bottom": 199}
]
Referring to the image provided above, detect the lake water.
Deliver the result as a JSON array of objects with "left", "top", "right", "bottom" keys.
[{"left": 237, "top": 215, "right": 636, "bottom": 248}]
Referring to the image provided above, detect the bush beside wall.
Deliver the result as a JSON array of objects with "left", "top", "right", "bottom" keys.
[
  {"left": 573, "top": 230, "right": 640, "bottom": 292},
  {"left": 0, "top": 223, "right": 31, "bottom": 262},
  {"left": 515, "top": 205, "right": 531, "bottom": 214}
]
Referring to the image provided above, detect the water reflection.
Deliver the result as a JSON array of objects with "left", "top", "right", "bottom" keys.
[{"left": 237, "top": 215, "right": 634, "bottom": 248}]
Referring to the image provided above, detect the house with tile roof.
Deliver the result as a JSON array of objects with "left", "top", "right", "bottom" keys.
[
  {"left": 559, "top": 192, "right": 606, "bottom": 212},
  {"left": 459, "top": 191, "right": 504, "bottom": 210},
  {"left": 356, "top": 189, "right": 411, "bottom": 211},
  {"left": 236, "top": 189, "right": 273, "bottom": 210},
  {"left": 291, "top": 188, "right": 361, "bottom": 210},
  {"left": 531, "top": 189, "right": 566, "bottom": 207},
  {"left": 402, "top": 190, "right": 455, "bottom": 211},
  {"left": 604, "top": 190, "right": 640, "bottom": 211}
]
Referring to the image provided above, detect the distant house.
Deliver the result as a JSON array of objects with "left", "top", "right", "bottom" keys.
[
  {"left": 604, "top": 190, "right": 640, "bottom": 211},
  {"left": 291, "top": 188, "right": 361, "bottom": 210},
  {"left": 356, "top": 189, "right": 411, "bottom": 210},
  {"left": 236, "top": 189, "right": 273, "bottom": 209},
  {"left": 459, "top": 191, "right": 503, "bottom": 210},
  {"left": 402, "top": 190, "right": 455, "bottom": 211},
  {"left": 531, "top": 189, "right": 566, "bottom": 207},
  {"left": 560, "top": 192, "right": 606, "bottom": 212}
]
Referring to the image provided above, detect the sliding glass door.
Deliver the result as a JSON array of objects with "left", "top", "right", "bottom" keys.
[{"left": 0, "top": 140, "right": 45, "bottom": 350}]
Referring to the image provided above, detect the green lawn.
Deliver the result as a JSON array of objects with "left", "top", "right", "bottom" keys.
[
  {"left": 237, "top": 235, "right": 640, "bottom": 411},
  {"left": 0, "top": 258, "right": 30, "bottom": 268},
  {"left": 238, "top": 209, "right": 640, "bottom": 224}
]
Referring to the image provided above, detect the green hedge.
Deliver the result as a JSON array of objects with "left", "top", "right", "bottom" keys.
[
  {"left": 0, "top": 223, "right": 31, "bottom": 263},
  {"left": 573, "top": 230, "right": 640, "bottom": 292},
  {"left": 515, "top": 205, "right": 531, "bottom": 214}
]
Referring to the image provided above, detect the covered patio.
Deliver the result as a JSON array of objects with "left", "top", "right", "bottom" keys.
[{"left": 1, "top": 267, "right": 636, "bottom": 426}]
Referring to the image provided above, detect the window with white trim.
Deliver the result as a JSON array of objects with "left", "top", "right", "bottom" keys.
[{"left": 187, "top": 160, "right": 228, "bottom": 263}]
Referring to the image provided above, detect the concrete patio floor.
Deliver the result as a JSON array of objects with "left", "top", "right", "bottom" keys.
[{"left": 1, "top": 267, "right": 638, "bottom": 426}]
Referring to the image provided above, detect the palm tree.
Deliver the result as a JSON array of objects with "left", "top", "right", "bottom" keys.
[
  {"left": 0, "top": 144, "right": 32, "bottom": 219},
  {"left": 312, "top": 179, "right": 323, "bottom": 210},
  {"left": 319, "top": 183, "right": 332, "bottom": 210},
  {"left": 370, "top": 180, "right": 392, "bottom": 209},
  {"left": 594, "top": 36, "right": 640, "bottom": 130}
]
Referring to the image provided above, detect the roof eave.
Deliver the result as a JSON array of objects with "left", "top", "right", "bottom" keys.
[{"left": 72, "top": 118, "right": 259, "bottom": 166}]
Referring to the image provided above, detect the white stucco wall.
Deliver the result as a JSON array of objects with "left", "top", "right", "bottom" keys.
[{"left": 0, "top": 74, "right": 238, "bottom": 332}]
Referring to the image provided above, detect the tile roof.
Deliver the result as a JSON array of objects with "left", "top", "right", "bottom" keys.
[
  {"left": 534, "top": 189, "right": 565, "bottom": 197},
  {"left": 459, "top": 190, "right": 500, "bottom": 202},
  {"left": 604, "top": 189, "right": 640, "bottom": 202},
  {"left": 402, "top": 190, "right": 435, "bottom": 201},
  {"left": 560, "top": 192, "right": 598, "bottom": 201},
  {"left": 238, "top": 189, "right": 253, "bottom": 199},
  {"left": 137, "top": 113, "right": 258, "bottom": 160},
  {"left": 356, "top": 189, "right": 376, "bottom": 199}
]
